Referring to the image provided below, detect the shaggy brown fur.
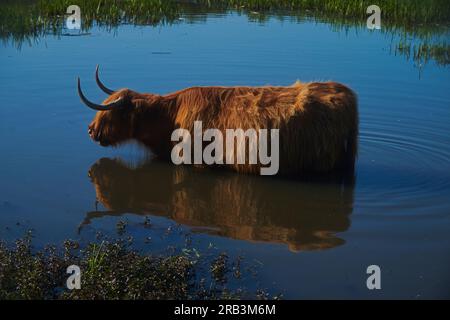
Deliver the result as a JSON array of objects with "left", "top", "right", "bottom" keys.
[
  {"left": 87, "top": 81, "right": 358, "bottom": 175},
  {"left": 83, "top": 158, "right": 355, "bottom": 251}
]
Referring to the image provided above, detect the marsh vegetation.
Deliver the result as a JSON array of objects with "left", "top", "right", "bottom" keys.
[
  {"left": 0, "top": 229, "right": 275, "bottom": 299},
  {"left": 1, "top": 0, "right": 449, "bottom": 66}
]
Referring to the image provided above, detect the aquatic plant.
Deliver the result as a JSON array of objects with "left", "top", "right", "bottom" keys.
[{"left": 0, "top": 231, "right": 275, "bottom": 300}]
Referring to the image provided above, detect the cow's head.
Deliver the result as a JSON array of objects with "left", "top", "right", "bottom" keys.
[{"left": 77, "top": 65, "right": 159, "bottom": 147}]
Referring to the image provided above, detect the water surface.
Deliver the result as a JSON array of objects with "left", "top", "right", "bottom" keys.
[{"left": 1, "top": 13, "right": 449, "bottom": 298}]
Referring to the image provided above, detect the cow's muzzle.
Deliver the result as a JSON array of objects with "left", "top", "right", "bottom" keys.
[{"left": 88, "top": 125, "right": 109, "bottom": 146}]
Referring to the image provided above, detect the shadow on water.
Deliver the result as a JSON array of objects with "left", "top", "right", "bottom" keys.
[{"left": 82, "top": 157, "right": 355, "bottom": 252}]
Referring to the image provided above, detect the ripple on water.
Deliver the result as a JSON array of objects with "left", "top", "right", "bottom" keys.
[{"left": 355, "top": 115, "right": 450, "bottom": 215}]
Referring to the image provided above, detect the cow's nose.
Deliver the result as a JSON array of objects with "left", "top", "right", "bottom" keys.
[{"left": 88, "top": 128, "right": 93, "bottom": 135}]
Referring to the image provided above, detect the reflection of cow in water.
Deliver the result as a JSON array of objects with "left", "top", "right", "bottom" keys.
[{"left": 84, "top": 158, "right": 355, "bottom": 252}]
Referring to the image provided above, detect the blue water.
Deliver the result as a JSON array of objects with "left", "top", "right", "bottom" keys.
[{"left": 0, "top": 13, "right": 449, "bottom": 298}]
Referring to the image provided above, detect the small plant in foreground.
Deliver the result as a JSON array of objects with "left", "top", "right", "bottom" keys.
[{"left": 0, "top": 232, "right": 277, "bottom": 300}]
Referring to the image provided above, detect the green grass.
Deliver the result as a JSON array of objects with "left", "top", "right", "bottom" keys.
[
  {"left": 0, "top": 0, "right": 449, "bottom": 65},
  {"left": 0, "top": 231, "right": 276, "bottom": 300},
  {"left": 2, "top": 0, "right": 449, "bottom": 39},
  {"left": 198, "top": 0, "right": 450, "bottom": 24},
  {"left": 0, "top": 0, "right": 180, "bottom": 46}
]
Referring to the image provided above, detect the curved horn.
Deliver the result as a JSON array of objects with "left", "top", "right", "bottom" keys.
[
  {"left": 77, "top": 78, "right": 124, "bottom": 111},
  {"left": 95, "top": 64, "right": 115, "bottom": 95}
]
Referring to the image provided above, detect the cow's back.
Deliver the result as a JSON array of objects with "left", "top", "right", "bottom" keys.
[{"left": 171, "top": 82, "right": 358, "bottom": 175}]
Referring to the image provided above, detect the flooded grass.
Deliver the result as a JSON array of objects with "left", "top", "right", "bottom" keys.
[
  {"left": 1, "top": 0, "right": 449, "bottom": 38},
  {"left": 1, "top": 1, "right": 449, "bottom": 66},
  {"left": 0, "top": 230, "right": 276, "bottom": 300},
  {"left": 0, "top": 0, "right": 180, "bottom": 46},
  {"left": 200, "top": 0, "right": 450, "bottom": 24}
]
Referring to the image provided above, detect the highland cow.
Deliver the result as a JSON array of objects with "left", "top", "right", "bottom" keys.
[{"left": 78, "top": 65, "right": 358, "bottom": 175}]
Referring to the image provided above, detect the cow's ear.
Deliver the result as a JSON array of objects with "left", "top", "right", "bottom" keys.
[{"left": 106, "top": 89, "right": 135, "bottom": 110}]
